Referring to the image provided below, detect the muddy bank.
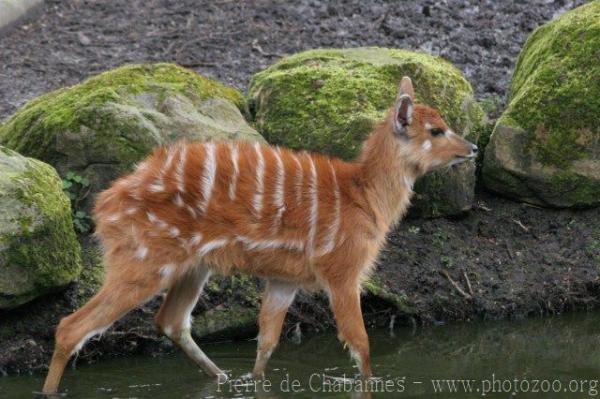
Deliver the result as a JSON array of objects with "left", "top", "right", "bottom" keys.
[{"left": 0, "top": 0, "right": 598, "bottom": 377}]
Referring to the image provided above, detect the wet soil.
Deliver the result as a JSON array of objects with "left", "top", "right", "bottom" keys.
[{"left": 0, "top": 0, "right": 597, "bottom": 377}]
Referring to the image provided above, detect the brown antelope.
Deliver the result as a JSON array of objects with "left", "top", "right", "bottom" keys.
[{"left": 42, "top": 76, "right": 477, "bottom": 394}]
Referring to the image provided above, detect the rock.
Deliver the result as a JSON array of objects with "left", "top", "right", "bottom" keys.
[
  {"left": 192, "top": 304, "right": 259, "bottom": 341},
  {"left": 192, "top": 274, "right": 261, "bottom": 341},
  {"left": 482, "top": 2, "right": 600, "bottom": 207},
  {"left": 77, "top": 31, "right": 91, "bottom": 46},
  {"left": 0, "top": 146, "right": 81, "bottom": 309},
  {"left": 248, "top": 47, "right": 486, "bottom": 217},
  {"left": 0, "top": 0, "right": 43, "bottom": 36},
  {"left": 363, "top": 277, "right": 414, "bottom": 315},
  {"left": 0, "top": 63, "right": 265, "bottom": 210}
]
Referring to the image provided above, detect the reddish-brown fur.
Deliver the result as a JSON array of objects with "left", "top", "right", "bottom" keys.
[{"left": 43, "top": 77, "right": 477, "bottom": 394}]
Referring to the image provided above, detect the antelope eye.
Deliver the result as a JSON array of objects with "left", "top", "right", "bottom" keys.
[{"left": 430, "top": 128, "right": 445, "bottom": 136}]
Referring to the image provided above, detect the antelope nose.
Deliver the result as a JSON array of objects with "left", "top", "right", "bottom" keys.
[{"left": 471, "top": 144, "right": 478, "bottom": 154}]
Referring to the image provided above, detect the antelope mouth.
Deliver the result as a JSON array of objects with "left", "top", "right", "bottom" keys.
[
  {"left": 458, "top": 153, "right": 477, "bottom": 160},
  {"left": 447, "top": 154, "right": 476, "bottom": 168}
]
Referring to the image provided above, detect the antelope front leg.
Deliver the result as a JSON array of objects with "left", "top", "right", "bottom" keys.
[
  {"left": 252, "top": 280, "right": 297, "bottom": 378},
  {"left": 328, "top": 284, "right": 372, "bottom": 378}
]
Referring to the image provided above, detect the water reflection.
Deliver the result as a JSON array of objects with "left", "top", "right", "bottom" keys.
[{"left": 2, "top": 312, "right": 600, "bottom": 398}]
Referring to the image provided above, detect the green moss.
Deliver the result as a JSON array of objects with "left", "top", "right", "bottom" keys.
[
  {"left": 249, "top": 47, "right": 485, "bottom": 160},
  {"left": 74, "top": 243, "right": 106, "bottom": 306},
  {"left": 547, "top": 172, "right": 600, "bottom": 207},
  {"left": 363, "top": 277, "right": 414, "bottom": 314},
  {"left": 192, "top": 273, "right": 262, "bottom": 341},
  {"left": 505, "top": 1, "right": 600, "bottom": 169},
  {"left": 0, "top": 147, "right": 81, "bottom": 308},
  {"left": 0, "top": 64, "right": 261, "bottom": 211},
  {"left": 0, "top": 63, "right": 243, "bottom": 167},
  {"left": 482, "top": 2, "right": 600, "bottom": 207},
  {"left": 192, "top": 304, "right": 258, "bottom": 341},
  {"left": 474, "top": 121, "right": 495, "bottom": 173},
  {"left": 205, "top": 273, "right": 262, "bottom": 308}
]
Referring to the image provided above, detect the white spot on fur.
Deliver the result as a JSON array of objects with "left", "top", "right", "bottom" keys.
[
  {"left": 147, "top": 212, "right": 158, "bottom": 223},
  {"left": 148, "top": 181, "right": 165, "bottom": 193},
  {"left": 253, "top": 143, "right": 265, "bottom": 217},
  {"left": 198, "top": 142, "right": 217, "bottom": 214},
  {"left": 169, "top": 227, "right": 180, "bottom": 238},
  {"left": 190, "top": 233, "right": 203, "bottom": 247},
  {"left": 147, "top": 211, "right": 168, "bottom": 228},
  {"left": 135, "top": 246, "right": 148, "bottom": 260},
  {"left": 107, "top": 213, "right": 120, "bottom": 223},
  {"left": 424, "top": 122, "right": 433, "bottom": 130},
  {"left": 125, "top": 208, "right": 138, "bottom": 215},
  {"left": 229, "top": 144, "right": 239, "bottom": 201},
  {"left": 422, "top": 140, "right": 432, "bottom": 151},
  {"left": 198, "top": 239, "right": 228, "bottom": 256}
]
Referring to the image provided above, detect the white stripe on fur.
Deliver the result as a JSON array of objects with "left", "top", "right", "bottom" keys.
[{"left": 198, "top": 142, "right": 217, "bottom": 214}]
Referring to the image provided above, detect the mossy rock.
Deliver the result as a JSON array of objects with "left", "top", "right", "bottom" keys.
[
  {"left": 192, "top": 273, "right": 261, "bottom": 341},
  {"left": 482, "top": 1, "right": 600, "bottom": 207},
  {"left": 74, "top": 243, "right": 106, "bottom": 307},
  {"left": 0, "top": 63, "right": 265, "bottom": 210},
  {"left": 248, "top": 47, "right": 486, "bottom": 218},
  {"left": 192, "top": 304, "right": 259, "bottom": 341},
  {"left": 0, "top": 146, "right": 82, "bottom": 308},
  {"left": 363, "top": 277, "right": 414, "bottom": 315}
]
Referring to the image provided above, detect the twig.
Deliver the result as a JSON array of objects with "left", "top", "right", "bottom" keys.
[
  {"left": 108, "top": 329, "right": 157, "bottom": 341},
  {"left": 512, "top": 219, "right": 529, "bottom": 232},
  {"left": 522, "top": 202, "right": 544, "bottom": 209},
  {"left": 164, "top": 40, "right": 178, "bottom": 56},
  {"left": 176, "top": 60, "right": 217, "bottom": 68},
  {"left": 477, "top": 202, "right": 492, "bottom": 212},
  {"left": 463, "top": 271, "right": 474, "bottom": 296},
  {"left": 441, "top": 270, "right": 472, "bottom": 300},
  {"left": 174, "top": 38, "right": 227, "bottom": 59},
  {"left": 251, "top": 39, "right": 284, "bottom": 58}
]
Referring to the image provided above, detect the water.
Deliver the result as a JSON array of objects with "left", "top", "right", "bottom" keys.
[{"left": 3, "top": 312, "right": 600, "bottom": 398}]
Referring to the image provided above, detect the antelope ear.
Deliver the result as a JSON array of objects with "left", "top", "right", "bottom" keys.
[
  {"left": 393, "top": 94, "right": 413, "bottom": 137},
  {"left": 397, "top": 76, "right": 415, "bottom": 99}
]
